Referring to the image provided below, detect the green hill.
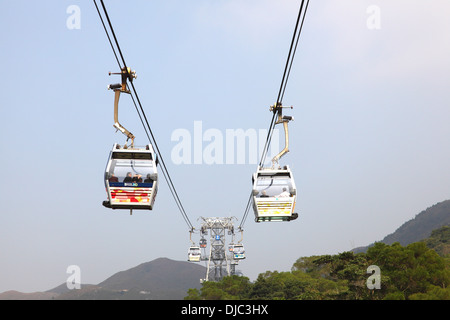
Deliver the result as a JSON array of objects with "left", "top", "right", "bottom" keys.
[{"left": 186, "top": 225, "right": 450, "bottom": 300}]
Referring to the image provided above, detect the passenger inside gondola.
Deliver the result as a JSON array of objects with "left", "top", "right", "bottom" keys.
[
  {"left": 255, "top": 176, "right": 294, "bottom": 198},
  {"left": 144, "top": 174, "right": 153, "bottom": 183},
  {"left": 123, "top": 172, "right": 133, "bottom": 182},
  {"left": 108, "top": 174, "right": 119, "bottom": 182},
  {"left": 106, "top": 156, "right": 156, "bottom": 186},
  {"left": 132, "top": 174, "right": 142, "bottom": 183},
  {"left": 277, "top": 187, "right": 290, "bottom": 197}
]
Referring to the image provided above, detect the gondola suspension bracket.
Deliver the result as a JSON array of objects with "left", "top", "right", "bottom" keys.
[
  {"left": 270, "top": 103, "right": 294, "bottom": 168},
  {"left": 108, "top": 67, "right": 137, "bottom": 148}
]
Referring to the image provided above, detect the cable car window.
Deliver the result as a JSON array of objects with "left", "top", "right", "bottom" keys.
[
  {"left": 189, "top": 247, "right": 200, "bottom": 255},
  {"left": 233, "top": 246, "right": 245, "bottom": 254},
  {"left": 255, "top": 175, "right": 293, "bottom": 198},
  {"left": 112, "top": 152, "right": 152, "bottom": 160},
  {"left": 107, "top": 158, "right": 155, "bottom": 186}
]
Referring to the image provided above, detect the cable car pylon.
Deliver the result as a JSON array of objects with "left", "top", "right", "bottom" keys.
[{"left": 188, "top": 217, "right": 245, "bottom": 282}]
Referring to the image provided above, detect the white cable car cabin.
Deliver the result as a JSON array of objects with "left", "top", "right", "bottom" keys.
[
  {"left": 252, "top": 166, "right": 298, "bottom": 222},
  {"left": 188, "top": 246, "right": 201, "bottom": 262},
  {"left": 231, "top": 244, "right": 245, "bottom": 260},
  {"left": 252, "top": 102, "right": 298, "bottom": 222},
  {"left": 103, "top": 143, "right": 158, "bottom": 211}
]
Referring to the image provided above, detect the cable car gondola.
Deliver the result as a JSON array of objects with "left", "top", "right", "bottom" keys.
[
  {"left": 102, "top": 67, "right": 159, "bottom": 213},
  {"left": 231, "top": 243, "right": 245, "bottom": 260},
  {"left": 188, "top": 246, "right": 201, "bottom": 262},
  {"left": 252, "top": 165, "right": 297, "bottom": 222},
  {"left": 103, "top": 143, "right": 158, "bottom": 211},
  {"left": 252, "top": 103, "right": 298, "bottom": 222}
]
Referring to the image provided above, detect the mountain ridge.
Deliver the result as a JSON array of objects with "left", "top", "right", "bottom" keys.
[
  {"left": 352, "top": 199, "right": 450, "bottom": 253},
  {"left": 0, "top": 257, "right": 206, "bottom": 300},
  {"left": 1, "top": 200, "right": 449, "bottom": 300}
]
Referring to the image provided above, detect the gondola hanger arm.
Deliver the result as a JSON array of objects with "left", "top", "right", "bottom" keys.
[
  {"left": 270, "top": 103, "right": 294, "bottom": 168},
  {"left": 108, "top": 67, "right": 137, "bottom": 148}
]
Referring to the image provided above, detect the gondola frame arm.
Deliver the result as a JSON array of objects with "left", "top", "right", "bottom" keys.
[
  {"left": 270, "top": 103, "right": 294, "bottom": 168},
  {"left": 108, "top": 67, "right": 137, "bottom": 148}
]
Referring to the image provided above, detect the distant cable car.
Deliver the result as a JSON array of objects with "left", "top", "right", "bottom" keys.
[
  {"left": 252, "top": 103, "right": 298, "bottom": 222},
  {"left": 200, "top": 238, "right": 207, "bottom": 248},
  {"left": 103, "top": 143, "right": 158, "bottom": 212},
  {"left": 231, "top": 243, "right": 245, "bottom": 260},
  {"left": 188, "top": 246, "right": 201, "bottom": 262}
]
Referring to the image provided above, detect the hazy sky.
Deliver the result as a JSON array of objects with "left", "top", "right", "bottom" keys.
[{"left": 1, "top": 0, "right": 449, "bottom": 293}]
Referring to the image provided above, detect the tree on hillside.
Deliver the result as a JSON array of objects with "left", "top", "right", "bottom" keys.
[
  {"left": 246, "top": 270, "right": 347, "bottom": 300},
  {"left": 184, "top": 275, "right": 252, "bottom": 300},
  {"left": 422, "top": 225, "right": 450, "bottom": 257},
  {"left": 366, "top": 241, "right": 449, "bottom": 299}
]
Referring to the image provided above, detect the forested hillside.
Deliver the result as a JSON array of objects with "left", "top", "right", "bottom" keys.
[
  {"left": 185, "top": 226, "right": 450, "bottom": 300},
  {"left": 422, "top": 225, "right": 449, "bottom": 257}
]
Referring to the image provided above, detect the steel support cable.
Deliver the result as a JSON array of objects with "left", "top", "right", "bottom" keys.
[
  {"left": 238, "top": 193, "right": 253, "bottom": 230},
  {"left": 99, "top": 0, "right": 128, "bottom": 70},
  {"left": 93, "top": 0, "right": 121, "bottom": 68},
  {"left": 259, "top": 0, "right": 309, "bottom": 168},
  {"left": 128, "top": 91, "right": 194, "bottom": 230},
  {"left": 276, "top": 0, "right": 309, "bottom": 106},
  {"left": 94, "top": 0, "right": 194, "bottom": 230},
  {"left": 279, "top": 0, "right": 310, "bottom": 104},
  {"left": 129, "top": 81, "right": 194, "bottom": 230},
  {"left": 239, "top": 0, "right": 309, "bottom": 228}
]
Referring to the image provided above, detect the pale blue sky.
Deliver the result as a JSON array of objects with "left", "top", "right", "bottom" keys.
[{"left": 1, "top": 0, "right": 449, "bottom": 293}]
